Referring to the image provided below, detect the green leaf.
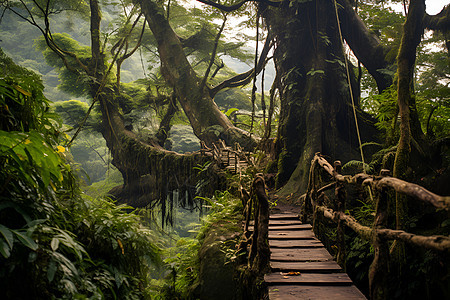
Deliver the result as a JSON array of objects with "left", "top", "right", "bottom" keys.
[
  {"left": 51, "top": 237, "right": 60, "bottom": 251},
  {"left": 441, "top": 219, "right": 450, "bottom": 227},
  {"left": 0, "top": 240, "right": 11, "bottom": 258},
  {"left": 13, "top": 85, "right": 31, "bottom": 97},
  {"left": 225, "top": 108, "right": 239, "bottom": 117},
  {"left": 61, "top": 279, "right": 78, "bottom": 294},
  {"left": 306, "top": 69, "right": 325, "bottom": 76},
  {"left": 11, "top": 230, "right": 38, "bottom": 251},
  {"left": 47, "top": 259, "right": 57, "bottom": 282},
  {"left": 0, "top": 224, "right": 14, "bottom": 250}
]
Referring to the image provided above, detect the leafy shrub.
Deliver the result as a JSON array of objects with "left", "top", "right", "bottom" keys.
[{"left": 0, "top": 52, "right": 160, "bottom": 299}]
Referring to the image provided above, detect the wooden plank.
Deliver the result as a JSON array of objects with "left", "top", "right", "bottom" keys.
[
  {"left": 249, "top": 224, "right": 312, "bottom": 231},
  {"left": 269, "top": 285, "right": 367, "bottom": 299},
  {"left": 269, "top": 230, "right": 315, "bottom": 239},
  {"left": 269, "top": 220, "right": 304, "bottom": 226},
  {"left": 270, "top": 213, "right": 300, "bottom": 220},
  {"left": 269, "top": 224, "right": 312, "bottom": 230},
  {"left": 270, "top": 248, "right": 333, "bottom": 262},
  {"left": 250, "top": 220, "right": 306, "bottom": 226},
  {"left": 264, "top": 273, "right": 353, "bottom": 285},
  {"left": 269, "top": 239, "right": 323, "bottom": 248},
  {"left": 270, "top": 261, "right": 343, "bottom": 273}
]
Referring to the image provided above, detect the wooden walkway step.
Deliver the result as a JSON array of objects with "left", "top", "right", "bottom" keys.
[
  {"left": 270, "top": 261, "right": 343, "bottom": 273},
  {"left": 269, "top": 285, "right": 367, "bottom": 300},
  {"left": 266, "top": 213, "right": 367, "bottom": 299}
]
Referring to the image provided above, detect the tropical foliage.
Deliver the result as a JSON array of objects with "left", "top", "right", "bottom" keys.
[{"left": 0, "top": 48, "right": 160, "bottom": 299}]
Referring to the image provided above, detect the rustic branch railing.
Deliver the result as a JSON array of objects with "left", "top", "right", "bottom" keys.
[
  {"left": 304, "top": 153, "right": 450, "bottom": 300},
  {"left": 238, "top": 174, "right": 270, "bottom": 274}
]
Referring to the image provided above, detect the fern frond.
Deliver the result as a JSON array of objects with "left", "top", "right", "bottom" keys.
[
  {"left": 342, "top": 160, "right": 373, "bottom": 174},
  {"left": 361, "top": 142, "right": 383, "bottom": 148}
]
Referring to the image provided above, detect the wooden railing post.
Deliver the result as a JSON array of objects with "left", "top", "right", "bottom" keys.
[
  {"left": 310, "top": 158, "right": 320, "bottom": 232},
  {"left": 248, "top": 196, "right": 259, "bottom": 266},
  {"left": 237, "top": 189, "right": 252, "bottom": 264},
  {"left": 252, "top": 174, "right": 270, "bottom": 273},
  {"left": 369, "top": 169, "right": 391, "bottom": 300},
  {"left": 334, "top": 160, "right": 346, "bottom": 269}
]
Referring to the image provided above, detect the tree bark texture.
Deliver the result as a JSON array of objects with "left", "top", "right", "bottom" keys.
[
  {"left": 393, "top": 0, "right": 425, "bottom": 231},
  {"left": 369, "top": 186, "right": 390, "bottom": 300},
  {"left": 263, "top": 0, "right": 377, "bottom": 194},
  {"left": 337, "top": 0, "right": 394, "bottom": 93}
]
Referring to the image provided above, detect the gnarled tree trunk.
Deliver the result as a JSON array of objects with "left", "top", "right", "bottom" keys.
[
  {"left": 88, "top": 0, "right": 215, "bottom": 218},
  {"left": 263, "top": 0, "right": 378, "bottom": 194},
  {"left": 135, "top": 0, "right": 256, "bottom": 149}
]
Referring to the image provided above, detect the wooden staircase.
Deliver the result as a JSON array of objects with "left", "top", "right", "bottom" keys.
[
  {"left": 265, "top": 213, "right": 367, "bottom": 300},
  {"left": 206, "top": 140, "right": 250, "bottom": 174}
]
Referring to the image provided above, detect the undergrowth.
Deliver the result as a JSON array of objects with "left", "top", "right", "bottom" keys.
[
  {"left": 153, "top": 190, "right": 243, "bottom": 299},
  {"left": 0, "top": 52, "right": 161, "bottom": 299}
]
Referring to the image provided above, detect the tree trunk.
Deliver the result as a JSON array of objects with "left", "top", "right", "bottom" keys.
[
  {"left": 87, "top": 0, "right": 215, "bottom": 217},
  {"left": 337, "top": 0, "right": 394, "bottom": 93},
  {"left": 135, "top": 0, "right": 256, "bottom": 149},
  {"left": 393, "top": 0, "right": 425, "bottom": 223},
  {"left": 263, "top": 0, "right": 377, "bottom": 193}
]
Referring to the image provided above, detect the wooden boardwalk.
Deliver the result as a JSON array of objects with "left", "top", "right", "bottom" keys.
[{"left": 265, "top": 212, "right": 367, "bottom": 299}]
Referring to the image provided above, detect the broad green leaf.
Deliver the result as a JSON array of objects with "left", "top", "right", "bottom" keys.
[
  {"left": 0, "top": 240, "right": 11, "bottom": 258},
  {"left": 0, "top": 224, "right": 14, "bottom": 250},
  {"left": 11, "top": 230, "right": 38, "bottom": 251}
]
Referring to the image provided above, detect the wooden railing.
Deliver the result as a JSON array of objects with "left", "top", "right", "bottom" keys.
[
  {"left": 303, "top": 153, "right": 450, "bottom": 300},
  {"left": 238, "top": 174, "right": 270, "bottom": 274}
]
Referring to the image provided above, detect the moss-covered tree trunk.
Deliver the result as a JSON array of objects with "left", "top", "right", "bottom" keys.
[
  {"left": 263, "top": 0, "right": 377, "bottom": 193},
  {"left": 393, "top": 0, "right": 425, "bottom": 237},
  {"left": 135, "top": 0, "right": 256, "bottom": 149},
  {"left": 86, "top": 0, "right": 214, "bottom": 214}
]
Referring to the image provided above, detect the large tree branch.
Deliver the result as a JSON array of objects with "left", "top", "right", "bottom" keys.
[
  {"left": 209, "top": 30, "right": 274, "bottom": 97},
  {"left": 424, "top": 5, "right": 450, "bottom": 31},
  {"left": 196, "top": 0, "right": 281, "bottom": 12},
  {"left": 337, "top": 0, "right": 394, "bottom": 92}
]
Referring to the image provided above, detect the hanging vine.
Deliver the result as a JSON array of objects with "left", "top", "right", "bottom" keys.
[{"left": 250, "top": 7, "right": 260, "bottom": 132}]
